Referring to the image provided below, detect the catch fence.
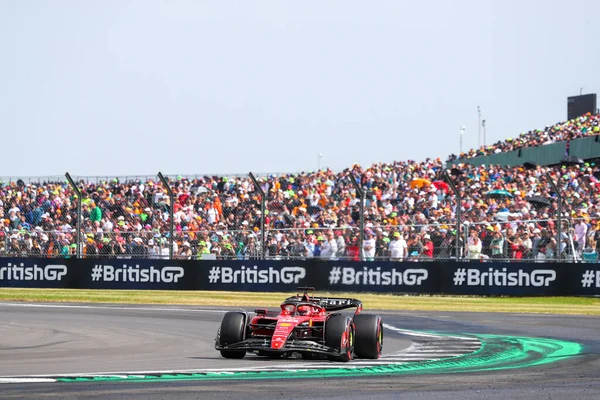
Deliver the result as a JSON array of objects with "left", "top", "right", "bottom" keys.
[{"left": 1, "top": 172, "right": 598, "bottom": 263}]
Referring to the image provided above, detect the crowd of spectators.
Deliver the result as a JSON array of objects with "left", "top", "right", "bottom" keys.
[
  {"left": 447, "top": 113, "right": 600, "bottom": 162},
  {"left": 2, "top": 115, "right": 600, "bottom": 262}
]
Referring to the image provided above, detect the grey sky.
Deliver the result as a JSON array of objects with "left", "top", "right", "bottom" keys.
[{"left": 1, "top": 0, "right": 599, "bottom": 178}]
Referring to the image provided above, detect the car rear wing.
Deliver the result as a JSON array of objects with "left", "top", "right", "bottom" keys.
[
  {"left": 284, "top": 295, "right": 363, "bottom": 313},
  {"left": 317, "top": 297, "right": 363, "bottom": 312}
]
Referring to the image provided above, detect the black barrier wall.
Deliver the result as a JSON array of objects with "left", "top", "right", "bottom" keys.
[{"left": 0, "top": 258, "right": 598, "bottom": 296}]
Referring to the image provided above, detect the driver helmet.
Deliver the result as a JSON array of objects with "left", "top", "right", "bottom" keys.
[
  {"left": 281, "top": 304, "right": 296, "bottom": 315},
  {"left": 297, "top": 305, "right": 311, "bottom": 316}
]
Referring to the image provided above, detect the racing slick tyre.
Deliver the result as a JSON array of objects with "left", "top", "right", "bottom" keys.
[
  {"left": 325, "top": 315, "right": 354, "bottom": 362},
  {"left": 353, "top": 314, "right": 383, "bottom": 359},
  {"left": 218, "top": 312, "right": 247, "bottom": 359}
]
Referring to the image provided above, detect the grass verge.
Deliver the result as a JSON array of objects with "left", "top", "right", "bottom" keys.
[{"left": 0, "top": 288, "right": 599, "bottom": 315}]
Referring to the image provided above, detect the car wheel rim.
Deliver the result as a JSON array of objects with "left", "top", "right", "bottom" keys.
[{"left": 347, "top": 325, "right": 354, "bottom": 360}]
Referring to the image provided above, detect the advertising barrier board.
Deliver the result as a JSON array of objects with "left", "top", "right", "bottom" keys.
[{"left": 0, "top": 258, "right": 598, "bottom": 296}]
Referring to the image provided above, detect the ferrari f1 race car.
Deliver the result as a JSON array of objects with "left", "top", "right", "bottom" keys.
[{"left": 215, "top": 287, "right": 383, "bottom": 362}]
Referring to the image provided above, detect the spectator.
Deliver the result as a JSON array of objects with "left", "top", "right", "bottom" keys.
[
  {"left": 90, "top": 201, "right": 102, "bottom": 223},
  {"left": 313, "top": 236, "right": 323, "bottom": 258},
  {"left": 113, "top": 237, "right": 126, "bottom": 257},
  {"left": 178, "top": 241, "right": 193, "bottom": 259},
  {"left": 574, "top": 219, "right": 588, "bottom": 255},
  {"left": 362, "top": 231, "right": 376, "bottom": 261},
  {"left": 449, "top": 230, "right": 464, "bottom": 260},
  {"left": 389, "top": 232, "right": 407, "bottom": 261},
  {"left": 131, "top": 237, "right": 147, "bottom": 258},
  {"left": 490, "top": 230, "right": 505, "bottom": 259},
  {"left": 346, "top": 237, "right": 360, "bottom": 261},
  {"left": 437, "top": 230, "right": 452, "bottom": 260},
  {"left": 481, "top": 225, "right": 495, "bottom": 258},
  {"left": 98, "top": 237, "right": 113, "bottom": 257},
  {"left": 147, "top": 239, "right": 160, "bottom": 259},
  {"left": 466, "top": 230, "right": 482, "bottom": 260},
  {"left": 335, "top": 230, "right": 346, "bottom": 259},
  {"left": 520, "top": 229, "right": 533, "bottom": 260},
  {"left": 8, "top": 235, "right": 20, "bottom": 256},
  {"left": 422, "top": 234, "right": 434, "bottom": 259},
  {"left": 320, "top": 231, "right": 338, "bottom": 259},
  {"left": 508, "top": 231, "right": 525, "bottom": 260},
  {"left": 197, "top": 240, "right": 211, "bottom": 259},
  {"left": 406, "top": 233, "right": 423, "bottom": 260},
  {"left": 536, "top": 229, "right": 553, "bottom": 262},
  {"left": 288, "top": 238, "right": 306, "bottom": 259}
]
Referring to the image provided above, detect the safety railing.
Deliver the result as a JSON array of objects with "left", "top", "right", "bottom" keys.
[{"left": 2, "top": 221, "right": 590, "bottom": 263}]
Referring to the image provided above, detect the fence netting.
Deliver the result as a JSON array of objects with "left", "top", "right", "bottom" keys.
[{"left": 1, "top": 173, "right": 599, "bottom": 263}]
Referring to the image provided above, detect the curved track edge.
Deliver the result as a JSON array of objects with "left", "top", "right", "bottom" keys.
[{"left": 0, "top": 332, "right": 583, "bottom": 384}]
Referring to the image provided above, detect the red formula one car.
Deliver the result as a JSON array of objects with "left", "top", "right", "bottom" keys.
[{"left": 215, "top": 287, "right": 383, "bottom": 362}]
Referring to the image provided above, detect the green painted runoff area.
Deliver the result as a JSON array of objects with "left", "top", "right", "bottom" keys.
[
  {"left": 1, "top": 288, "right": 599, "bottom": 315},
  {"left": 54, "top": 334, "right": 583, "bottom": 383}
]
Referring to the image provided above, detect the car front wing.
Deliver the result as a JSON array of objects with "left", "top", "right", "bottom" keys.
[{"left": 215, "top": 337, "right": 342, "bottom": 356}]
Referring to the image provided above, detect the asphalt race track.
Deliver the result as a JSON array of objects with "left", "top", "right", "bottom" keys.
[{"left": 0, "top": 302, "right": 598, "bottom": 400}]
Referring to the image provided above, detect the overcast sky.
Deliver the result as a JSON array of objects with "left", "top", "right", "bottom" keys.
[{"left": 1, "top": 0, "right": 599, "bottom": 179}]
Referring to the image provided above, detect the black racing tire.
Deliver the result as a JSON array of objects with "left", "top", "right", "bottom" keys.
[
  {"left": 353, "top": 314, "right": 383, "bottom": 359},
  {"left": 218, "top": 312, "right": 247, "bottom": 359},
  {"left": 325, "top": 315, "right": 354, "bottom": 362}
]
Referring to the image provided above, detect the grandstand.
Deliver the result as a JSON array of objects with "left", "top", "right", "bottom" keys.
[
  {"left": 447, "top": 112, "right": 600, "bottom": 166},
  {"left": 1, "top": 112, "right": 599, "bottom": 263}
]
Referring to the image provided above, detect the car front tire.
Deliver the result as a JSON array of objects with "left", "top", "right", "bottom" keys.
[{"left": 218, "top": 312, "right": 247, "bottom": 359}]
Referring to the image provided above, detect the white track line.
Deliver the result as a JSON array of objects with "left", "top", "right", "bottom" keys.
[
  {"left": 0, "top": 378, "right": 57, "bottom": 384},
  {"left": 0, "top": 302, "right": 227, "bottom": 313},
  {"left": 383, "top": 323, "right": 475, "bottom": 341}
]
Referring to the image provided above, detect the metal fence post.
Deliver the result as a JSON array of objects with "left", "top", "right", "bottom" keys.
[
  {"left": 463, "top": 222, "right": 469, "bottom": 259},
  {"left": 158, "top": 172, "right": 174, "bottom": 260},
  {"left": 545, "top": 172, "right": 562, "bottom": 261},
  {"left": 65, "top": 172, "right": 82, "bottom": 258},
  {"left": 249, "top": 172, "right": 266, "bottom": 259},
  {"left": 360, "top": 191, "right": 365, "bottom": 261},
  {"left": 444, "top": 172, "right": 462, "bottom": 260},
  {"left": 349, "top": 174, "right": 364, "bottom": 261}
]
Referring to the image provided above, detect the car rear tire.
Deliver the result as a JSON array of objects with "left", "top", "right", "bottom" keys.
[
  {"left": 325, "top": 315, "right": 354, "bottom": 362},
  {"left": 218, "top": 312, "right": 247, "bottom": 359},
  {"left": 353, "top": 314, "right": 383, "bottom": 359}
]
